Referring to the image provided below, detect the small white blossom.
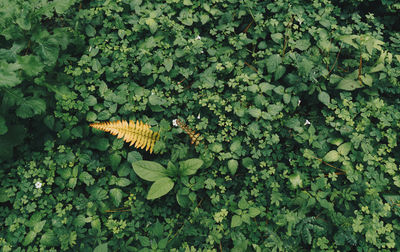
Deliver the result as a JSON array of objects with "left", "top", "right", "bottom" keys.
[
  {"left": 151, "top": 91, "right": 155, "bottom": 95},
  {"left": 200, "top": 50, "right": 204, "bottom": 53},
  {"left": 195, "top": 35, "right": 201, "bottom": 40},
  {"left": 172, "top": 119, "right": 178, "bottom": 127},
  {"left": 197, "top": 113, "right": 201, "bottom": 119},
  {"left": 298, "top": 99, "right": 301, "bottom": 106},
  {"left": 35, "top": 181, "right": 42, "bottom": 189},
  {"left": 304, "top": 119, "right": 311, "bottom": 125},
  {"left": 88, "top": 46, "right": 92, "bottom": 52}
]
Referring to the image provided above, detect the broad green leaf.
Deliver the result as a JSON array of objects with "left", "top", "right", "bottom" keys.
[
  {"left": 0, "top": 61, "right": 22, "bottom": 87},
  {"left": 36, "top": 38, "right": 59, "bottom": 66},
  {"left": 147, "top": 177, "right": 174, "bottom": 200},
  {"left": 318, "top": 91, "right": 330, "bottom": 106},
  {"left": 94, "top": 243, "right": 108, "bottom": 252},
  {"left": 271, "top": 33, "right": 283, "bottom": 43},
  {"left": 338, "top": 142, "right": 352, "bottom": 156},
  {"left": 145, "top": 18, "right": 158, "bottom": 33},
  {"left": 116, "top": 178, "right": 132, "bottom": 187},
  {"left": 267, "top": 103, "right": 284, "bottom": 116},
  {"left": 17, "top": 55, "right": 43, "bottom": 76},
  {"left": 323, "top": 150, "right": 339, "bottom": 162},
  {"left": 0, "top": 188, "right": 10, "bottom": 202},
  {"left": 34, "top": 220, "right": 46, "bottom": 233},
  {"left": 369, "top": 63, "right": 385, "bottom": 73},
  {"left": 132, "top": 160, "right": 167, "bottom": 181},
  {"left": 295, "top": 39, "right": 311, "bottom": 51},
  {"left": 16, "top": 98, "right": 46, "bottom": 118},
  {"left": 0, "top": 115, "right": 7, "bottom": 135},
  {"left": 179, "top": 158, "right": 203, "bottom": 176},
  {"left": 85, "top": 25, "right": 96, "bottom": 37},
  {"left": 90, "top": 137, "right": 109, "bottom": 151},
  {"left": 238, "top": 197, "right": 249, "bottom": 209},
  {"left": 248, "top": 207, "right": 261, "bottom": 217},
  {"left": 266, "top": 54, "right": 282, "bottom": 73},
  {"left": 230, "top": 138, "right": 242, "bottom": 154},
  {"left": 360, "top": 74, "right": 373, "bottom": 86},
  {"left": 23, "top": 231, "right": 36, "bottom": 246},
  {"left": 40, "top": 231, "right": 59, "bottom": 246},
  {"left": 248, "top": 108, "right": 262, "bottom": 118},
  {"left": 163, "top": 58, "right": 173, "bottom": 72},
  {"left": 227, "top": 159, "right": 238, "bottom": 175},
  {"left": 210, "top": 142, "right": 223, "bottom": 153},
  {"left": 110, "top": 188, "right": 123, "bottom": 207},
  {"left": 149, "top": 94, "right": 166, "bottom": 106},
  {"left": 274, "top": 65, "right": 286, "bottom": 80},
  {"left": 337, "top": 78, "right": 362, "bottom": 91},
  {"left": 79, "top": 171, "right": 94, "bottom": 186},
  {"left": 53, "top": 0, "right": 73, "bottom": 14},
  {"left": 289, "top": 173, "right": 303, "bottom": 188},
  {"left": 231, "top": 215, "right": 242, "bottom": 228},
  {"left": 339, "top": 35, "right": 358, "bottom": 48}
]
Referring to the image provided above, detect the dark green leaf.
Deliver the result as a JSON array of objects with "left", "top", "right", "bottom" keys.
[
  {"left": 132, "top": 160, "right": 167, "bottom": 181},
  {"left": 147, "top": 177, "right": 174, "bottom": 200}
]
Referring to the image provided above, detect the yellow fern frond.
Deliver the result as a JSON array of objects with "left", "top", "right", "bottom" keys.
[
  {"left": 176, "top": 119, "right": 201, "bottom": 146},
  {"left": 90, "top": 120, "right": 160, "bottom": 153}
]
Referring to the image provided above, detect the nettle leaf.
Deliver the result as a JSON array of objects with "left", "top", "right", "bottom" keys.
[
  {"left": 318, "top": 91, "right": 330, "bottom": 106},
  {"left": 227, "top": 159, "right": 238, "bottom": 175},
  {"left": 231, "top": 215, "right": 242, "bottom": 228},
  {"left": 132, "top": 160, "right": 167, "bottom": 181},
  {"left": 337, "top": 142, "right": 351, "bottom": 156},
  {"left": 248, "top": 107, "right": 262, "bottom": 118},
  {"left": 179, "top": 158, "right": 203, "bottom": 176},
  {"left": 79, "top": 171, "right": 95, "bottom": 186},
  {"left": 337, "top": 78, "right": 362, "bottom": 91},
  {"left": 110, "top": 188, "right": 123, "bottom": 207},
  {"left": 266, "top": 54, "right": 282, "bottom": 73},
  {"left": 323, "top": 150, "right": 339, "bottom": 162},
  {"left": 163, "top": 58, "right": 173, "bottom": 72},
  {"left": 147, "top": 177, "right": 174, "bottom": 200},
  {"left": 294, "top": 39, "right": 311, "bottom": 51}
]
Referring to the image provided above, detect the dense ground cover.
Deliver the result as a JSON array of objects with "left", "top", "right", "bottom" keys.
[{"left": 1, "top": 0, "right": 400, "bottom": 251}]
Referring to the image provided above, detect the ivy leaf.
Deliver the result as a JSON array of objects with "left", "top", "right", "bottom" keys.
[
  {"left": 110, "top": 188, "right": 123, "bottom": 207},
  {"left": 147, "top": 177, "right": 174, "bottom": 200},
  {"left": 179, "top": 158, "right": 203, "bottom": 176},
  {"left": 323, "top": 150, "right": 339, "bottom": 162},
  {"left": 337, "top": 78, "right": 362, "bottom": 91},
  {"left": 132, "top": 160, "right": 167, "bottom": 181}
]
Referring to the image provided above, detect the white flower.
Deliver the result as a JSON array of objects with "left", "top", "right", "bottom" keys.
[
  {"left": 304, "top": 119, "right": 311, "bottom": 125},
  {"left": 197, "top": 113, "right": 201, "bottom": 119},
  {"left": 88, "top": 46, "right": 92, "bottom": 52},
  {"left": 172, "top": 119, "right": 178, "bottom": 127},
  {"left": 298, "top": 99, "right": 301, "bottom": 106},
  {"left": 195, "top": 35, "right": 201, "bottom": 40},
  {"left": 35, "top": 181, "right": 42, "bottom": 189}
]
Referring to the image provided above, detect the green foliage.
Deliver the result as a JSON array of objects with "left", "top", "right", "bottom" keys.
[{"left": 1, "top": 0, "right": 400, "bottom": 250}]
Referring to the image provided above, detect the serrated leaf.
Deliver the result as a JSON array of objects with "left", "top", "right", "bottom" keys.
[
  {"left": 34, "top": 220, "right": 46, "bottom": 233},
  {"left": 337, "top": 78, "right": 362, "bottom": 91},
  {"left": 147, "top": 177, "right": 174, "bottom": 200},
  {"left": 0, "top": 61, "right": 22, "bottom": 87},
  {"left": 248, "top": 108, "right": 262, "bottom": 118},
  {"left": 40, "top": 231, "right": 59, "bottom": 247},
  {"left": 163, "top": 58, "right": 173, "bottom": 72},
  {"left": 338, "top": 142, "right": 352, "bottom": 156},
  {"left": 17, "top": 55, "right": 44, "bottom": 76},
  {"left": 289, "top": 173, "right": 303, "bottom": 188},
  {"left": 94, "top": 243, "right": 108, "bottom": 252},
  {"left": 248, "top": 207, "right": 261, "bottom": 217},
  {"left": 16, "top": 98, "right": 46, "bottom": 118},
  {"left": 231, "top": 215, "right": 242, "bottom": 228},
  {"left": 36, "top": 38, "right": 59, "bottom": 66},
  {"left": 132, "top": 160, "right": 167, "bottom": 181},
  {"left": 145, "top": 18, "right": 158, "bottom": 34},
  {"left": 110, "top": 188, "right": 123, "bottom": 207},
  {"left": 53, "top": 0, "right": 73, "bottom": 14},
  {"left": 227, "top": 159, "right": 238, "bottom": 175},
  {"left": 323, "top": 150, "right": 339, "bottom": 162},
  {"left": 266, "top": 54, "right": 282, "bottom": 73},
  {"left": 318, "top": 91, "right": 330, "bottom": 106},
  {"left": 79, "top": 171, "right": 94, "bottom": 186},
  {"left": 238, "top": 197, "right": 249, "bottom": 209},
  {"left": 179, "top": 158, "right": 203, "bottom": 176},
  {"left": 295, "top": 39, "right": 311, "bottom": 51},
  {"left": 23, "top": 231, "right": 36, "bottom": 246}
]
